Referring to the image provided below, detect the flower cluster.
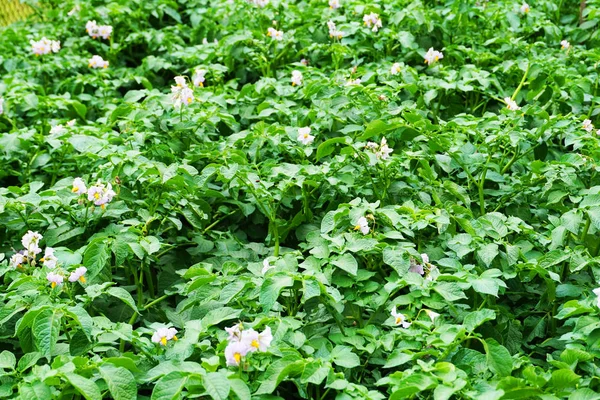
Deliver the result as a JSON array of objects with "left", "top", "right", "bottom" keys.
[
  {"left": 267, "top": 27, "right": 284, "bottom": 41},
  {"left": 424, "top": 48, "right": 444, "bottom": 65},
  {"left": 409, "top": 253, "right": 439, "bottom": 281},
  {"left": 297, "top": 127, "right": 314, "bottom": 145},
  {"left": 86, "top": 21, "right": 113, "bottom": 40},
  {"left": 224, "top": 323, "right": 273, "bottom": 367},
  {"left": 152, "top": 327, "right": 178, "bottom": 346},
  {"left": 390, "top": 62, "right": 401, "bottom": 75},
  {"left": 50, "top": 119, "right": 76, "bottom": 135},
  {"left": 504, "top": 97, "right": 521, "bottom": 111},
  {"left": 72, "top": 178, "right": 117, "bottom": 208},
  {"left": 171, "top": 76, "right": 194, "bottom": 108},
  {"left": 390, "top": 306, "right": 440, "bottom": 329},
  {"left": 327, "top": 20, "right": 344, "bottom": 39},
  {"left": 30, "top": 38, "right": 60, "bottom": 55},
  {"left": 329, "top": 0, "right": 340, "bottom": 9},
  {"left": 363, "top": 12, "right": 382, "bottom": 32},
  {"left": 366, "top": 137, "right": 393, "bottom": 160},
  {"left": 291, "top": 70, "right": 303, "bottom": 86},
  {"left": 89, "top": 55, "right": 109, "bottom": 69}
]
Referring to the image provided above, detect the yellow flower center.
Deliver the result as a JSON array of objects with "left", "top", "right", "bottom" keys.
[
  {"left": 51, "top": 282, "right": 57, "bottom": 288},
  {"left": 173, "top": 335, "right": 178, "bottom": 341},
  {"left": 354, "top": 225, "right": 360, "bottom": 231},
  {"left": 79, "top": 276, "right": 86, "bottom": 283},
  {"left": 160, "top": 337, "right": 167, "bottom": 346},
  {"left": 72, "top": 186, "right": 79, "bottom": 193},
  {"left": 395, "top": 317, "right": 402, "bottom": 324},
  {"left": 94, "top": 193, "right": 100, "bottom": 199},
  {"left": 251, "top": 340, "right": 260, "bottom": 349},
  {"left": 234, "top": 353, "right": 241, "bottom": 363}
]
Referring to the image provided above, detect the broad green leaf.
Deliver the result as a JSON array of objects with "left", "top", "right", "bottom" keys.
[
  {"left": 382, "top": 248, "right": 410, "bottom": 276},
  {"left": 259, "top": 275, "right": 294, "bottom": 312},
  {"left": 83, "top": 239, "right": 111, "bottom": 280},
  {"left": 107, "top": 287, "right": 139, "bottom": 314},
  {"left": 151, "top": 371, "right": 189, "bottom": 400},
  {"left": 331, "top": 253, "right": 358, "bottom": 276},
  {"left": 0, "top": 351, "right": 16, "bottom": 370},
  {"left": 330, "top": 346, "right": 360, "bottom": 368},
  {"left": 484, "top": 338, "right": 513, "bottom": 376},
  {"left": 316, "top": 137, "right": 348, "bottom": 161},
  {"left": 33, "top": 309, "right": 61, "bottom": 358},
  {"left": 62, "top": 373, "right": 102, "bottom": 400},
  {"left": 99, "top": 364, "right": 137, "bottom": 400},
  {"left": 203, "top": 372, "right": 230, "bottom": 400}
]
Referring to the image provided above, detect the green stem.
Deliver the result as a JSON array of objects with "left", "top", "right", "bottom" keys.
[
  {"left": 511, "top": 62, "right": 530, "bottom": 101},
  {"left": 580, "top": 214, "right": 591, "bottom": 242}
]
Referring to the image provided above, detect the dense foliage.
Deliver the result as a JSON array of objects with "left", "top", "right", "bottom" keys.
[{"left": 1, "top": 0, "right": 600, "bottom": 398}]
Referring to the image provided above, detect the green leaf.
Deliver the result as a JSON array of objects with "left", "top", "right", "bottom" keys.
[
  {"left": 228, "top": 378, "right": 251, "bottom": 400},
  {"left": 477, "top": 243, "right": 499, "bottom": 267},
  {"left": 434, "top": 282, "right": 467, "bottom": 301},
  {"left": 203, "top": 372, "right": 230, "bottom": 400},
  {"left": 382, "top": 248, "right": 410, "bottom": 276},
  {"left": 316, "top": 137, "right": 348, "bottom": 161},
  {"left": 463, "top": 309, "right": 496, "bottom": 331},
  {"left": 550, "top": 369, "right": 580, "bottom": 391},
  {"left": 33, "top": 309, "right": 61, "bottom": 358},
  {"left": 259, "top": 275, "right": 294, "bottom": 312},
  {"left": 107, "top": 287, "right": 139, "bottom": 314},
  {"left": 62, "top": 373, "right": 102, "bottom": 400},
  {"left": 255, "top": 358, "right": 305, "bottom": 395},
  {"left": 201, "top": 307, "right": 242, "bottom": 329},
  {"left": 471, "top": 278, "right": 500, "bottom": 297},
  {"left": 383, "top": 350, "right": 412, "bottom": 368},
  {"left": 331, "top": 253, "right": 358, "bottom": 276},
  {"left": 484, "top": 338, "right": 513, "bottom": 376},
  {"left": 83, "top": 239, "right": 111, "bottom": 280},
  {"left": 330, "top": 346, "right": 360, "bottom": 368},
  {"left": 71, "top": 101, "right": 87, "bottom": 119},
  {"left": 99, "top": 364, "right": 137, "bottom": 400},
  {"left": 0, "top": 351, "right": 16, "bottom": 370},
  {"left": 302, "top": 278, "right": 321, "bottom": 303},
  {"left": 151, "top": 371, "right": 189, "bottom": 400},
  {"left": 358, "top": 119, "right": 405, "bottom": 141}
]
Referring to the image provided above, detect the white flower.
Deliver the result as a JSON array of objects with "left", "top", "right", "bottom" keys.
[
  {"left": 300, "top": 58, "right": 308, "bottom": 66},
  {"left": 329, "top": 0, "right": 340, "bottom": 9},
  {"left": 262, "top": 259, "right": 276, "bottom": 274},
  {"left": 354, "top": 216, "right": 370, "bottom": 235},
  {"left": 193, "top": 70, "right": 206, "bottom": 87},
  {"left": 390, "top": 62, "right": 401, "bottom": 75},
  {"left": 255, "top": 0, "right": 269, "bottom": 6},
  {"left": 375, "top": 137, "right": 393, "bottom": 160},
  {"left": 174, "top": 87, "right": 194, "bottom": 108},
  {"left": 593, "top": 288, "right": 600, "bottom": 308},
  {"left": 46, "top": 272, "right": 64, "bottom": 288},
  {"left": 225, "top": 323, "right": 244, "bottom": 342},
  {"left": 67, "top": 119, "right": 76, "bottom": 127},
  {"left": 68, "top": 5, "right": 80, "bottom": 16},
  {"left": 297, "top": 127, "right": 315, "bottom": 145},
  {"left": 267, "top": 28, "right": 283, "bottom": 40},
  {"left": 86, "top": 20, "right": 99, "bottom": 37},
  {"left": 22, "top": 231, "right": 43, "bottom": 256},
  {"left": 41, "top": 248, "right": 58, "bottom": 269},
  {"left": 152, "top": 327, "right": 178, "bottom": 346},
  {"left": 363, "top": 12, "right": 382, "bottom": 32},
  {"left": 424, "top": 48, "right": 443, "bottom": 65},
  {"left": 30, "top": 38, "right": 60, "bottom": 55},
  {"left": 327, "top": 20, "right": 344, "bottom": 39},
  {"left": 291, "top": 70, "right": 303, "bottom": 86},
  {"left": 87, "top": 180, "right": 116, "bottom": 208},
  {"left": 68, "top": 267, "right": 87, "bottom": 283},
  {"left": 520, "top": 2, "right": 530, "bottom": 13},
  {"left": 225, "top": 341, "right": 250, "bottom": 366},
  {"left": 97, "top": 25, "right": 113, "bottom": 40},
  {"left": 391, "top": 306, "right": 411, "bottom": 328},
  {"left": 173, "top": 76, "right": 188, "bottom": 88},
  {"left": 561, "top": 40, "right": 570, "bottom": 50},
  {"left": 504, "top": 97, "right": 521, "bottom": 111},
  {"left": 72, "top": 177, "right": 87, "bottom": 195},
  {"left": 241, "top": 326, "right": 273, "bottom": 352},
  {"left": 345, "top": 78, "right": 361, "bottom": 86},
  {"left": 583, "top": 119, "right": 594, "bottom": 132},
  {"left": 366, "top": 141, "right": 378, "bottom": 149},
  {"left": 50, "top": 125, "right": 66, "bottom": 135},
  {"left": 425, "top": 264, "right": 440, "bottom": 281},
  {"left": 88, "top": 55, "right": 109, "bottom": 69},
  {"left": 424, "top": 309, "right": 440, "bottom": 323},
  {"left": 10, "top": 253, "right": 26, "bottom": 268},
  {"left": 0, "top": 98, "right": 4, "bottom": 115},
  {"left": 421, "top": 253, "right": 429, "bottom": 264}
]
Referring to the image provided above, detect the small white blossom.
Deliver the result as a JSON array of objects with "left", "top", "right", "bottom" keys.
[
  {"left": 152, "top": 327, "right": 178, "bottom": 346},
  {"left": 376, "top": 137, "right": 393, "bottom": 160},
  {"left": 67, "top": 119, "right": 76, "bottom": 127},
  {"left": 86, "top": 21, "right": 112, "bottom": 40},
  {"left": 520, "top": 2, "right": 530, "bottom": 13},
  {"left": 30, "top": 38, "right": 60, "bottom": 55},
  {"left": 561, "top": 40, "right": 570, "bottom": 50},
  {"left": 424, "top": 309, "right": 440, "bottom": 323},
  {"left": 68, "top": 267, "right": 87, "bottom": 283},
  {"left": 267, "top": 27, "right": 283, "bottom": 40},
  {"left": 583, "top": 119, "right": 594, "bottom": 132},
  {"left": 421, "top": 253, "right": 429, "bottom": 264},
  {"left": 193, "top": 70, "right": 206, "bottom": 87},
  {"left": 504, "top": 97, "right": 521, "bottom": 111},
  {"left": 390, "top": 62, "right": 401, "bottom": 75},
  {"left": 241, "top": 327, "right": 273, "bottom": 352},
  {"left": 291, "top": 70, "right": 303, "bottom": 86},
  {"left": 225, "top": 341, "right": 250, "bottom": 366},
  {"left": 363, "top": 12, "right": 382, "bottom": 32},
  {"left": 262, "top": 259, "right": 276, "bottom": 274},
  {"left": 87, "top": 180, "right": 116, "bottom": 208},
  {"left": 10, "top": 253, "right": 26, "bottom": 268},
  {"left": 297, "top": 127, "right": 315, "bottom": 145},
  {"left": 41, "top": 248, "right": 58, "bottom": 269},
  {"left": 354, "top": 216, "right": 370, "bottom": 235},
  {"left": 174, "top": 76, "right": 187, "bottom": 89},
  {"left": 88, "top": 55, "right": 109, "bottom": 69},
  {"left": 225, "top": 323, "right": 244, "bottom": 342},
  {"left": 300, "top": 58, "right": 308, "bottom": 66},
  {"left": 327, "top": 20, "right": 344, "bottom": 39},
  {"left": 47, "top": 272, "right": 64, "bottom": 288},
  {"left": 345, "top": 78, "right": 361, "bottom": 86},
  {"left": 424, "top": 48, "right": 443, "bottom": 65},
  {"left": 329, "top": 0, "right": 340, "bottom": 9},
  {"left": 72, "top": 177, "right": 87, "bottom": 195},
  {"left": 593, "top": 288, "right": 600, "bottom": 308},
  {"left": 97, "top": 25, "right": 113, "bottom": 40},
  {"left": 0, "top": 98, "right": 4, "bottom": 115},
  {"left": 22, "top": 231, "right": 43, "bottom": 256},
  {"left": 391, "top": 306, "right": 411, "bottom": 328},
  {"left": 68, "top": 5, "right": 81, "bottom": 16},
  {"left": 50, "top": 125, "right": 66, "bottom": 135}
]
